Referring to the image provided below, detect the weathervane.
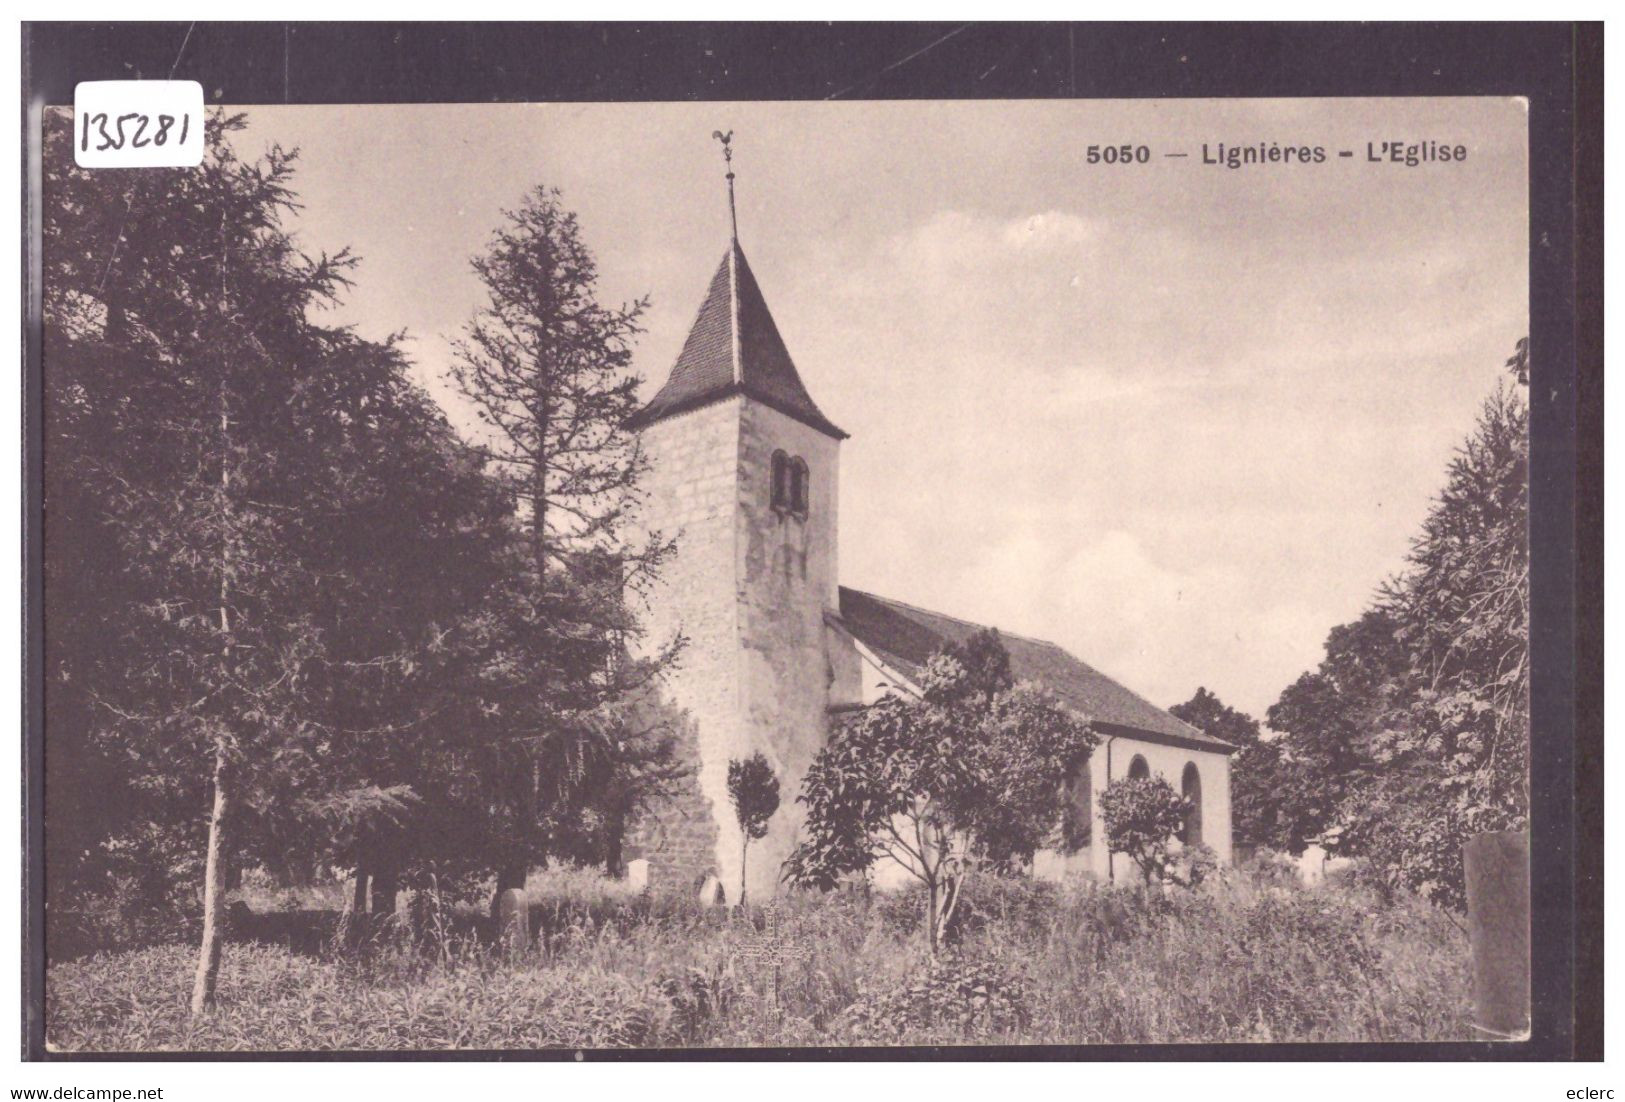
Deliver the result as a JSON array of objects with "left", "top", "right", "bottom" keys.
[{"left": 712, "top": 129, "right": 737, "bottom": 243}]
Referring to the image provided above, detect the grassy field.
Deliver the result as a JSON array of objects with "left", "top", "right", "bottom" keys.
[{"left": 46, "top": 865, "right": 1471, "bottom": 1051}]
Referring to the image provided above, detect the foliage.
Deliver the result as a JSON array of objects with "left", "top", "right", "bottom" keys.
[
  {"left": 786, "top": 630, "right": 1097, "bottom": 951},
  {"left": 844, "top": 953, "right": 1030, "bottom": 1044},
  {"left": 1235, "top": 847, "right": 1304, "bottom": 893},
  {"left": 447, "top": 184, "right": 680, "bottom": 894},
  {"left": 1265, "top": 610, "right": 1408, "bottom": 853},
  {"left": 1098, "top": 776, "right": 1192, "bottom": 887},
  {"left": 46, "top": 870, "right": 1470, "bottom": 1050},
  {"left": 1335, "top": 764, "right": 1470, "bottom": 910},
  {"left": 40, "top": 109, "right": 520, "bottom": 1007},
  {"left": 46, "top": 942, "right": 667, "bottom": 1051},
  {"left": 1377, "top": 378, "right": 1529, "bottom": 835},
  {"left": 727, "top": 751, "right": 781, "bottom": 903},
  {"left": 1259, "top": 344, "right": 1528, "bottom": 907},
  {"left": 727, "top": 752, "right": 782, "bottom": 843},
  {"left": 656, "top": 963, "right": 733, "bottom": 1045},
  {"left": 872, "top": 873, "right": 1063, "bottom": 946},
  {"left": 1166, "top": 842, "right": 1221, "bottom": 888},
  {"left": 41, "top": 111, "right": 687, "bottom": 1010}
]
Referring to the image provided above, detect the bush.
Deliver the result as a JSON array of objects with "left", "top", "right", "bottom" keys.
[
  {"left": 1166, "top": 843, "right": 1220, "bottom": 888},
  {"left": 1229, "top": 892, "right": 1383, "bottom": 1037},
  {"left": 46, "top": 871, "right": 1471, "bottom": 1050},
  {"left": 1030, "top": 880, "right": 1466, "bottom": 1043},
  {"left": 872, "top": 874, "right": 1062, "bottom": 945},
  {"left": 655, "top": 963, "right": 733, "bottom": 1045},
  {"left": 842, "top": 952, "right": 1030, "bottom": 1044},
  {"left": 1099, "top": 776, "right": 1191, "bottom": 886},
  {"left": 1237, "top": 847, "right": 1302, "bottom": 892},
  {"left": 49, "top": 870, "right": 202, "bottom": 962},
  {"left": 46, "top": 942, "right": 670, "bottom": 1050}
]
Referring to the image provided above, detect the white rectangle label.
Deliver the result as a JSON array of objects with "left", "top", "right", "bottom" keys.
[{"left": 74, "top": 81, "right": 205, "bottom": 168}]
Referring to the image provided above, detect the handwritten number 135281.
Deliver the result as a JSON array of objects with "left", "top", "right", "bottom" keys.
[{"left": 80, "top": 112, "right": 191, "bottom": 153}]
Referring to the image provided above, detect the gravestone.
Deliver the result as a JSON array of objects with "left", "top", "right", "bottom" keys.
[
  {"left": 494, "top": 887, "right": 530, "bottom": 955},
  {"left": 732, "top": 902, "right": 812, "bottom": 1018},
  {"left": 626, "top": 858, "right": 650, "bottom": 894},
  {"left": 1464, "top": 830, "right": 1530, "bottom": 1039}
]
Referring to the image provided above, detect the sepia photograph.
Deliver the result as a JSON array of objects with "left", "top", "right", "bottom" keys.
[{"left": 23, "top": 22, "right": 1588, "bottom": 1064}]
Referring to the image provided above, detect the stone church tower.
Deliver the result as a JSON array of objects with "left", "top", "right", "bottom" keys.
[{"left": 624, "top": 161, "right": 846, "bottom": 903}]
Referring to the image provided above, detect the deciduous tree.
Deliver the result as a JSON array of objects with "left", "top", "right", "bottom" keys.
[
  {"left": 1258, "top": 341, "right": 1529, "bottom": 909},
  {"left": 727, "top": 752, "right": 781, "bottom": 905},
  {"left": 786, "top": 631, "right": 1096, "bottom": 953},
  {"left": 1265, "top": 610, "right": 1407, "bottom": 853},
  {"left": 1340, "top": 350, "right": 1528, "bottom": 908},
  {"left": 1099, "top": 775, "right": 1192, "bottom": 888}
]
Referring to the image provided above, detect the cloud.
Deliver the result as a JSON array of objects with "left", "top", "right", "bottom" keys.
[
  {"left": 1001, "top": 211, "right": 1100, "bottom": 250},
  {"left": 879, "top": 209, "right": 1104, "bottom": 274},
  {"left": 937, "top": 528, "right": 1329, "bottom": 718}
]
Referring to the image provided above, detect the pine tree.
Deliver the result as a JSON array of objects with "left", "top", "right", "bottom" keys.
[
  {"left": 43, "top": 111, "right": 517, "bottom": 1004},
  {"left": 449, "top": 186, "right": 677, "bottom": 902},
  {"left": 44, "top": 113, "right": 375, "bottom": 1010}
]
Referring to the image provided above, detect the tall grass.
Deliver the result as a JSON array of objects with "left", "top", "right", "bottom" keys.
[{"left": 46, "top": 866, "right": 1470, "bottom": 1051}]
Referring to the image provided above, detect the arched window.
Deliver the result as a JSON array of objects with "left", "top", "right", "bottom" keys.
[
  {"left": 770, "top": 451, "right": 792, "bottom": 511},
  {"left": 1181, "top": 762, "right": 1203, "bottom": 847},
  {"left": 1127, "top": 755, "right": 1150, "bottom": 781},
  {"left": 771, "top": 451, "right": 810, "bottom": 518},
  {"left": 790, "top": 458, "right": 810, "bottom": 517}
]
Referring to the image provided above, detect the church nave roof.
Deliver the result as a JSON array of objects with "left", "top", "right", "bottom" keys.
[{"left": 837, "top": 586, "right": 1234, "bottom": 754}]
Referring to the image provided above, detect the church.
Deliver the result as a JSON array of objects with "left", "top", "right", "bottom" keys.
[{"left": 623, "top": 159, "right": 1234, "bottom": 903}]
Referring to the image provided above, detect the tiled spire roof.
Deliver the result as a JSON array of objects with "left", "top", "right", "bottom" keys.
[{"left": 628, "top": 242, "right": 847, "bottom": 439}]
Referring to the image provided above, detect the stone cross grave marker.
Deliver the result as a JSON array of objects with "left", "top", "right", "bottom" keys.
[{"left": 733, "top": 902, "right": 813, "bottom": 1017}]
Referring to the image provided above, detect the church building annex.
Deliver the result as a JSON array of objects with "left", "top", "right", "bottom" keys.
[{"left": 624, "top": 143, "right": 1234, "bottom": 903}]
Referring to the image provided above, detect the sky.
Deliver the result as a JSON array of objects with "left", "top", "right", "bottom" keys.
[{"left": 234, "top": 98, "right": 1527, "bottom": 719}]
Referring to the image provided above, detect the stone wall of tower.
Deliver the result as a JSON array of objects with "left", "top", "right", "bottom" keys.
[
  {"left": 624, "top": 395, "right": 843, "bottom": 903},
  {"left": 623, "top": 399, "right": 741, "bottom": 898},
  {"left": 733, "top": 401, "right": 841, "bottom": 902}
]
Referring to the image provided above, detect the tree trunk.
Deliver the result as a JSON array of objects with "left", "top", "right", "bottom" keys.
[
  {"left": 739, "top": 836, "right": 749, "bottom": 908},
  {"left": 604, "top": 807, "right": 625, "bottom": 879},
  {"left": 370, "top": 869, "right": 398, "bottom": 916},
  {"left": 925, "top": 874, "right": 940, "bottom": 957},
  {"left": 192, "top": 233, "right": 237, "bottom": 1018},
  {"left": 351, "top": 869, "right": 369, "bottom": 916},
  {"left": 189, "top": 743, "right": 231, "bottom": 1016},
  {"left": 938, "top": 869, "right": 965, "bottom": 948}
]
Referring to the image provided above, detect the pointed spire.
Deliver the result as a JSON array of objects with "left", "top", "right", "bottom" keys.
[
  {"left": 627, "top": 244, "right": 845, "bottom": 439},
  {"left": 713, "top": 129, "right": 738, "bottom": 243},
  {"left": 626, "top": 134, "right": 845, "bottom": 440}
]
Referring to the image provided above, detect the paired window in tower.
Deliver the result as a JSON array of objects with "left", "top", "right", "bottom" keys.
[{"left": 770, "top": 450, "right": 810, "bottom": 517}]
